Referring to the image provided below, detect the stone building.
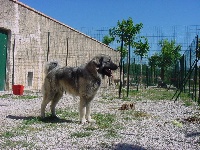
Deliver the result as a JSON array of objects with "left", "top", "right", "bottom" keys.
[{"left": 0, "top": 0, "right": 120, "bottom": 91}]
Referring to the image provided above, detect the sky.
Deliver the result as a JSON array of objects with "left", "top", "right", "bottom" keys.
[
  {"left": 19, "top": 0, "right": 200, "bottom": 29},
  {"left": 19, "top": 0, "right": 200, "bottom": 58}
]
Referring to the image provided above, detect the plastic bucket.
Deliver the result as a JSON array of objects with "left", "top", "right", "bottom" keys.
[{"left": 12, "top": 85, "right": 24, "bottom": 95}]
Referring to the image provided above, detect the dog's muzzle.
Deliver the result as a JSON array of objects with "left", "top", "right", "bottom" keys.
[{"left": 101, "top": 62, "right": 118, "bottom": 77}]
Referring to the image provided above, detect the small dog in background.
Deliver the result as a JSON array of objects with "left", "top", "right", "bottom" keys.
[{"left": 41, "top": 54, "right": 118, "bottom": 124}]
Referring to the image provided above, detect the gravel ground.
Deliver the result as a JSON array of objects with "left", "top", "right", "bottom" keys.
[{"left": 0, "top": 88, "right": 200, "bottom": 150}]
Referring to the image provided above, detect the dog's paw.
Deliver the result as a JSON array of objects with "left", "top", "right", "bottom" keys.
[
  {"left": 87, "top": 119, "right": 96, "bottom": 123},
  {"left": 80, "top": 119, "right": 87, "bottom": 124}
]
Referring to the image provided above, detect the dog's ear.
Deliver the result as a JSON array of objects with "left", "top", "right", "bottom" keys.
[{"left": 92, "top": 56, "right": 103, "bottom": 67}]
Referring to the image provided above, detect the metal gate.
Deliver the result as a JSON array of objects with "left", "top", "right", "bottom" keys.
[{"left": 0, "top": 30, "right": 8, "bottom": 90}]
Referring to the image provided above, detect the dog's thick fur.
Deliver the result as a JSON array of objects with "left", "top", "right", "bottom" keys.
[{"left": 41, "top": 54, "right": 118, "bottom": 123}]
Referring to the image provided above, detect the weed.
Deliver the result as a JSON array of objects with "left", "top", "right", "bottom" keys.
[{"left": 172, "top": 120, "right": 183, "bottom": 128}]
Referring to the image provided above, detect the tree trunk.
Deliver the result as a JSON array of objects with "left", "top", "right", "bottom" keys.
[
  {"left": 161, "top": 67, "right": 165, "bottom": 80},
  {"left": 119, "top": 37, "right": 124, "bottom": 98},
  {"left": 127, "top": 40, "right": 131, "bottom": 97},
  {"left": 140, "top": 57, "right": 143, "bottom": 84}
]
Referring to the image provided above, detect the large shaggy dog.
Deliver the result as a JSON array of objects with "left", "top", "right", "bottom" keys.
[{"left": 41, "top": 54, "right": 118, "bottom": 123}]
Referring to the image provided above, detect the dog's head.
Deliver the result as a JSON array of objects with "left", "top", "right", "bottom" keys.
[
  {"left": 45, "top": 61, "right": 59, "bottom": 75},
  {"left": 92, "top": 54, "right": 118, "bottom": 77}
]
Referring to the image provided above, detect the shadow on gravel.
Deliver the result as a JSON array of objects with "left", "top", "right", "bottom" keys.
[
  {"left": 185, "top": 132, "right": 200, "bottom": 137},
  {"left": 6, "top": 115, "right": 79, "bottom": 124},
  {"left": 113, "top": 143, "right": 147, "bottom": 150},
  {"left": 40, "top": 116, "right": 79, "bottom": 124}
]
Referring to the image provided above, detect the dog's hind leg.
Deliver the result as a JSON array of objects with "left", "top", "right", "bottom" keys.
[
  {"left": 50, "top": 91, "right": 63, "bottom": 118},
  {"left": 41, "top": 94, "right": 51, "bottom": 118}
]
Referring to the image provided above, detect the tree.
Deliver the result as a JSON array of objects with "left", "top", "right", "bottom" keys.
[
  {"left": 116, "top": 46, "right": 128, "bottom": 59},
  {"left": 134, "top": 37, "right": 150, "bottom": 84},
  {"left": 102, "top": 35, "right": 114, "bottom": 46},
  {"left": 148, "top": 54, "right": 160, "bottom": 84},
  {"left": 150, "top": 39, "right": 181, "bottom": 80},
  {"left": 109, "top": 17, "right": 143, "bottom": 97}
]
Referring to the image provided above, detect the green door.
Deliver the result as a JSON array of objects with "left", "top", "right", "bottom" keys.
[{"left": 0, "top": 30, "right": 8, "bottom": 91}]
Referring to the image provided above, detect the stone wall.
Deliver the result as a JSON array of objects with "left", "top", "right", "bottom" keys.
[{"left": 0, "top": 0, "right": 120, "bottom": 91}]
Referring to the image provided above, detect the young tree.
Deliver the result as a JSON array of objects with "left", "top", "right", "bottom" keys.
[
  {"left": 148, "top": 54, "right": 160, "bottom": 84},
  {"left": 149, "top": 39, "right": 181, "bottom": 80},
  {"left": 116, "top": 46, "right": 128, "bottom": 59},
  {"left": 134, "top": 37, "right": 150, "bottom": 84},
  {"left": 109, "top": 17, "right": 143, "bottom": 97},
  {"left": 159, "top": 39, "right": 181, "bottom": 80}
]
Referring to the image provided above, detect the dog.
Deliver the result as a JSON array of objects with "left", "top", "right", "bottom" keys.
[{"left": 41, "top": 54, "right": 118, "bottom": 124}]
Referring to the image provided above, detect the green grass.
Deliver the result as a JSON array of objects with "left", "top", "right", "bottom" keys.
[
  {"left": 0, "top": 131, "right": 15, "bottom": 138},
  {"left": 105, "top": 128, "right": 118, "bottom": 138},
  {"left": 0, "top": 94, "right": 39, "bottom": 99},
  {"left": 121, "top": 109, "right": 151, "bottom": 121},
  {"left": 1, "top": 140, "right": 35, "bottom": 149},
  {"left": 172, "top": 120, "right": 183, "bottom": 128},
  {"left": 93, "top": 113, "right": 120, "bottom": 138},
  {"left": 13, "top": 95, "right": 39, "bottom": 99},
  {"left": 0, "top": 94, "right": 11, "bottom": 98},
  {"left": 22, "top": 117, "right": 41, "bottom": 125},
  {"left": 128, "top": 88, "right": 192, "bottom": 102},
  {"left": 56, "top": 109, "right": 79, "bottom": 119},
  {"left": 71, "top": 132, "right": 92, "bottom": 138},
  {"left": 93, "top": 113, "right": 116, "bottom": 129}
]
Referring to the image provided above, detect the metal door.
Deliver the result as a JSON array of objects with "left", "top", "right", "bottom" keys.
[{"left": 0, "top": 30, "right": 8, "bottom": 90}]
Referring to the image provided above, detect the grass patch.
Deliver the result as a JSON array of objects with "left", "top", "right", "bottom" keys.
[
  {"left": 1, "top": 140, "right": 35, "bottom": 149},
  {"left": 84, "top": 126, "right": 97, "bottom": 131},
  {"left": 129, "top": 90, "right": 140, "bottom": 96},
  {"left": 121, "top": 110, "right": 151, "bottom": 121},
  {"left": 71, "top": 131, "right": 92, "bottom": 138},
  {"left": 22, "top": 117, "right": 41, "bottom": 125},
  {"left": 172, "top": 120, "right": 183, "bottom": 128},
  {"left": 93, "top": 113, "right": 120, "bottom": 138},
  {"left": 13, "top": 95, "right": 38, "bottom": 99},
  {"left": 128, "top": 88, "right": 191, "bottom": 102},
  {"left": 0, "top": 131, "right": 15, "bottom": 138},
  {"left": 93, "top": 113, "right": 116, "bottom": 129},
  {"left": 105, "top": 128, "right": 118, "bottom": 138},
  {"left": 0, "top": 94, "right": 12, "bottom": 99},
  {"left": 144, "top": 89, "right": 174, "bottom": 100},
  {"left": 56, "top": 109, "right": 79, "bottom": 119}
]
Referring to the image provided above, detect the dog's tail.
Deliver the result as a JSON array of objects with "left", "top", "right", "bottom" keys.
[{"left": 44, "top": 61, "right": 59, "bottom": 75}]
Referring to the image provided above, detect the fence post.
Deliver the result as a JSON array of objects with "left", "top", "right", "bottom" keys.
[
  {"left": 189, "top": 47, "right": 191, "bottom": 95},
  {"left": 66, "top": 37, "right": 69, "bottom": 66},
  {"left": 146, "top": 66, "right": 149, "bottom": 88},
  {"left": 47, "top": 32, "right": 50, "bottom": 61},
  {"left": 12, "top": 37, "right": 15, "bottom": 85}
]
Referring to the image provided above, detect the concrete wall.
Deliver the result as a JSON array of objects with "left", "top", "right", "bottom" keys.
[{"left": 0, "top": 0, "right": 120, "bottom": 91}]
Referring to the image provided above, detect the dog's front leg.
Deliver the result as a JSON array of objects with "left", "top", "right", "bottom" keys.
[
  {"left": 86, "top": 101, "right": 96, "bottom": 123},
  {"left": 79, "top": 99, "right": 87, "bottom": 124}
]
